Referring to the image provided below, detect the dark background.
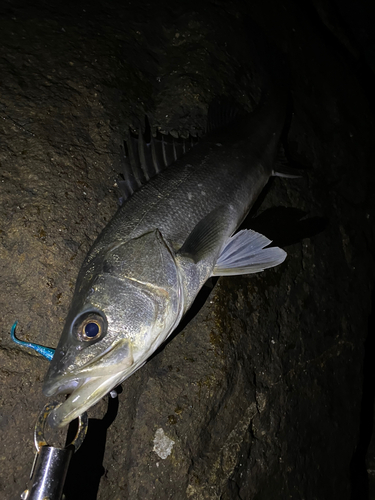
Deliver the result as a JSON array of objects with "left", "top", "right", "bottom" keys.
[{"left": 0, "top": 0, "right": 374, "bottom": 498}]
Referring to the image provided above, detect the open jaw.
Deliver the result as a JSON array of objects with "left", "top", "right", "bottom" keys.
[
  {"left": 43, "top": 338, "right": 136, "bottom": 428},
  {"left": 43, "top": 327, "right": 175, "bottom": 427},
  {"left": 45, "top": 372, "right": 123, "bottom": 428}
]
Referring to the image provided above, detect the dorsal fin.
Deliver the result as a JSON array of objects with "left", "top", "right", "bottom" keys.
[
  {"left": 119, "top": 117, "right": 198, "bottom": 203},
  {"left": 119, "top": 99, "right": 244, "bottom": 204},
  {"left": 206, "top": 97, "right": 245, "bottom": 134}
]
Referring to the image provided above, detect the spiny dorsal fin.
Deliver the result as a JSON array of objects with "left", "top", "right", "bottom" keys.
[
  {"left": 119, "top": 117, "right": 198, "bottom": 203},
  {"left": 119, "top": 98, "right": 245, "bottom": 203},
  {"left": 206, "top": 97, "right": 244, "bottom": 134}
]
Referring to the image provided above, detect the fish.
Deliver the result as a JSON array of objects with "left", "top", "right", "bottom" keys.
[{"left": 42, "top": 80, "right": 293, "bottom": 428}]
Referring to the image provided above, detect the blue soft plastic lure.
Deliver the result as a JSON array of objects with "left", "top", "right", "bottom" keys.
[{"left": 10, "top": 321, "right": 55, "bottom": 361}]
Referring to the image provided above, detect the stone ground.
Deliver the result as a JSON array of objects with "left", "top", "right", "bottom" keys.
[{"left": 0, "top": 0, "right": 374, "bottom": 499}]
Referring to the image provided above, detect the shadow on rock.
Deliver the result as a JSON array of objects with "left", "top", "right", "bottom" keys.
[
  {"left": 350, "top": 286, "right": 375, "bottom": 500},
  {"left": 63, "top": 393, "right": 120, "bottom": 500},
  {"left": 247, "top": 206, "right": 328, "bottom": 247}
]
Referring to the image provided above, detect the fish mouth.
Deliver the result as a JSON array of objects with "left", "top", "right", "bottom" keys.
[
  {"left": 43, "top": 339, "right": 135, "bottom": 428},
  {"left": 45, "top": 373, "right": 122, "bottom": 428}
]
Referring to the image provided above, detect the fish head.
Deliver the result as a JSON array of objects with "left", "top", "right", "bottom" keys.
[{"left": 43, "top": 229, "right": 183, "bottom": 427}]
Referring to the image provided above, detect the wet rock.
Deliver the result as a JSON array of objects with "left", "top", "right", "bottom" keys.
[{"left": 0, "top": 1, "right": 374, "bottom": 499}]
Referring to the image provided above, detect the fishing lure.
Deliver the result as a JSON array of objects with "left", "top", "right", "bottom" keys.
[{"left": 10, "top": 321, "right": 55, "bottom": 361}]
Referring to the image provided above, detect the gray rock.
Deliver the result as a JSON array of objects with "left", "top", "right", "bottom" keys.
[{"left": 0, "top": 1, "right": 373, "bottom": 499}]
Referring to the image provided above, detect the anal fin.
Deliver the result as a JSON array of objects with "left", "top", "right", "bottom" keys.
[
  {"left": 272, "top": 144, "right": 303, "bottom": 178},
  {"left": 272, "top": 166, "right": 303, "bottom": 179},
  {"left": 212, "top": 229, "right": 286, "bottom": 276}
]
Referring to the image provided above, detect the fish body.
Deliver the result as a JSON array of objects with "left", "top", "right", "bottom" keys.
[{"left": 43, "top": 86, "right": 288, "bottom": 427}]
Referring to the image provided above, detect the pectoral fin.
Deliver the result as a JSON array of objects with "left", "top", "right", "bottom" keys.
[
  {"left": 212, "top": 229, "right": 286, "bottom": 276},
  {"left": 178, "top": 206, "right": 235, "bottom": 263}
]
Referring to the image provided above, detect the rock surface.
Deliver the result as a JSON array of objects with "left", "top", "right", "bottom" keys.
[{"left": 0, "top": 1, "right": 374, "bottom": 499}]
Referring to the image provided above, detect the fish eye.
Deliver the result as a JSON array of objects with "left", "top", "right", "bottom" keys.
[
  {"left": 82, "top": 319, "right": 101, "bottom": 340},
  {"left": 73, "top": 312, "right": 106, "bottom": 342}
]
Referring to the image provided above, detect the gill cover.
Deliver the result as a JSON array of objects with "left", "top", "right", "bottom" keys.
[{"left": 43, "top": 229, "right": 183, "bottom": 402}]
